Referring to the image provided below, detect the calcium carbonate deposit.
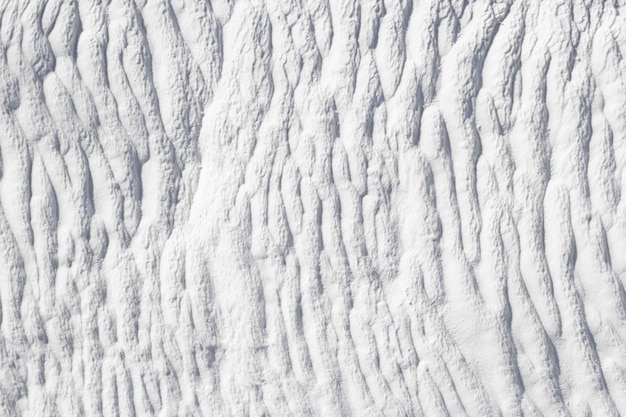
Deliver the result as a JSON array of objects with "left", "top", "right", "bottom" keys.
[{"left": 0, "top": 0, "right": 625, "bottom": 416}]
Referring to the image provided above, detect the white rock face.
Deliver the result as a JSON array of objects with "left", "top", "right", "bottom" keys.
[{"left": 1, "top": 0, "right": 626, "bottom": 416}]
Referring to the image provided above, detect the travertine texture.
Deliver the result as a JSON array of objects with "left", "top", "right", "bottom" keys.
[{"left": 1, "top": 0, "right": 626, "bottom": 416}]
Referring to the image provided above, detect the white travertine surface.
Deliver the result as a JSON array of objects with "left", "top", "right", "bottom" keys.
[{"left": 1, "top": 0, "right": 626, "bottom": 416}]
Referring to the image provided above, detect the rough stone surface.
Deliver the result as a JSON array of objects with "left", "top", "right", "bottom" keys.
[{"left": 1, "top": 1, "right": 626, "bottom": 416}]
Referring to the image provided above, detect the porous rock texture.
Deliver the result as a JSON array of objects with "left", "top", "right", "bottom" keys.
[{"left": 1, "top": 0, "right": 626, "bottom": 416}]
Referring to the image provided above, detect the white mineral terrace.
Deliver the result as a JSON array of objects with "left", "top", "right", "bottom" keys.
[{"left": 0, "top": 0, "right": 625, "bottom": 416}]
